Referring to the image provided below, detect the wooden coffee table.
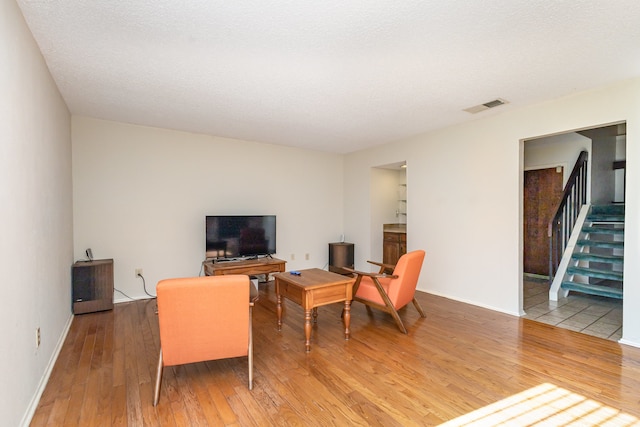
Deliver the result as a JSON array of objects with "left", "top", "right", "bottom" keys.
[{"left": 274, "top": 268, "right": 355, "bottom": 352}]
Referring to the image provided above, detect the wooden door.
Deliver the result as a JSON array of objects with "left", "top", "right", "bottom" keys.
[{"left": 524, "top": 167, "right": 564, "bottom": 276}]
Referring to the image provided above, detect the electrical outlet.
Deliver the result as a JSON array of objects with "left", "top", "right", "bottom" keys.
[
  {"left": 135, "top": 268, "right": 143, "bottom": 277},
  {"left": 305, "top": 253, "right": 310, "bottom": 260},
  {"left": 36, "top": 327, "right": 40, "bottom": 348},
  {"left": 290, "top": 254, "right": 295, "bottom": 261}
]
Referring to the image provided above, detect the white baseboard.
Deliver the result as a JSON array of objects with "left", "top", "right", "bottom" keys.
[
  {"left": 20, "top": 313, "right": 74, "bottom": 427},
  {"left": 618, "top": 338, "right": 640, "bottom": 349},
  {"left": 420, "top": 289, "right": 523, "bottom": 317}
]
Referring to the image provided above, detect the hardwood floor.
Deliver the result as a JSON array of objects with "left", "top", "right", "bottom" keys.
[{"left": 31, "top": 282, "right": 640, "bottom": 426}]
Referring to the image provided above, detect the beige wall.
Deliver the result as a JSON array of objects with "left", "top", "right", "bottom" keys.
[
  {"left": 72, "top": 117, "right": 345, "bottom": 301},
  {"left": 1, "top": 1, "right": 73, "bottom": 425},
  {"left": 345, "top": 78, "right": 640, "bottom": 346}
]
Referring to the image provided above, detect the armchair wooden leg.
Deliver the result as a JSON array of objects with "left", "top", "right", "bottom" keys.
[
  {"left": 389, "top": 306, "right": 408, "bottom": 334},
  {"left": 412, "top": 297, "right": 426, "bottom": 318},
  {"left": 248, "top": 307, "right": 253, "bottom": 390},
  {"left": 370, "top": 277, "right": 408, "bottom": 334},
  {"left": 153, "top": 349, "right": 164, "bottom": 406}
]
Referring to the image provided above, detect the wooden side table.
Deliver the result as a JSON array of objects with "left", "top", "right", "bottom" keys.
[{"left": 274, "top": 268, "right": 355, "bottom": 352}]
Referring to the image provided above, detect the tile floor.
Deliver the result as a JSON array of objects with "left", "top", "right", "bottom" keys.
[{"left": 523, "top": 276, "right": 623, "bottom": 341}]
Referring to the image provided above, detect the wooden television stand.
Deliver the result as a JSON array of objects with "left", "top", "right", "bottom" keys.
[{"left": 203, "top": 256, "right": 286, "bottom": 281}]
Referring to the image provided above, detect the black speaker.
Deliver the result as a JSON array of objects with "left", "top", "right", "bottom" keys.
[
  {"left": 329, "top": 242, "right": 354, "bottom": 275},
  {"left": 72, "top": 264, "right": 95, "bottom": 302}
]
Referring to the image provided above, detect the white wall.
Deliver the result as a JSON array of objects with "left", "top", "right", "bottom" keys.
[
  {"left": 0, "top": 1, "right": 73, "bottom": 425},
  {"left": 72, "top": 117, "right": 344, "bottom": 300},
  {"left": 524, "top": 132, "right": 591, "bottom": 189},
  {"left": 345, "top": 78, "right": 640, "bottom": 346},
  {"left": 590, "top": 130, "right": 618, "bottom": 205}
]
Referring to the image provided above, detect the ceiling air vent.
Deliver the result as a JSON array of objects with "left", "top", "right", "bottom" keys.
[{"left": 463, "top": 98, "right": 508, "bottom": 114}]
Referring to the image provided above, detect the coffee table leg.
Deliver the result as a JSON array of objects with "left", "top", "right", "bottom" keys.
[
  {"left": 276, "top": 293, "right": 283, "bottom": 331},
  {"left": 312, "top": 307, "right": 318, "bottom": 324},
  {"left": 343, "top": 300, "right": 351, "bottom": 340},
  {"left": 304, "top": 309, "right": 312, "bottom": 352}
]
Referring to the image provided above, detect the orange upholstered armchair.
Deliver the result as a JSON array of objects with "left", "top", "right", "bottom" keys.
[
  {"left": 153, "top": 275, "right": 254, "bottom": 406},
  {"left": 346, "top": 250, "right": 426, "bottom": 334}
]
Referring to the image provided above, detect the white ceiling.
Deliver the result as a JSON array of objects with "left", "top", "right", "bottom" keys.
[{"left": 16, "top": 1, "right": 640, "bottom": 154}]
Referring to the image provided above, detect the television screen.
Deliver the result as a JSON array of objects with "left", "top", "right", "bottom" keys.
[{"left": 206, "top": 215, "right": 276, "bottom": 259}]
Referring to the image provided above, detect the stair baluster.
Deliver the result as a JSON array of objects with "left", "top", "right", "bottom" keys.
[{"left": 548, "top": 151, "right": 589, "bottom": 283}]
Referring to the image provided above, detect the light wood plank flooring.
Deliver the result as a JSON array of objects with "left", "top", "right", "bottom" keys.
[{"left": 31, "top": 282, "right": 640, "bottom": 426}]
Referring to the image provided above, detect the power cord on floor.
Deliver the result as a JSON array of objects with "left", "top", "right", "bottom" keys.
[
  {"left": 137, "top": 273, "right": 156, "bottom": 298},
  {"left": 114, "top": 287, "right": 137, "bottom": 300},
  {"left": 114, "top": 287, "right": 156, "bottom": 301}
]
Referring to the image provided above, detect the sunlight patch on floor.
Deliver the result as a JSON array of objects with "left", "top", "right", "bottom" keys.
[{"left": 439, "top": 383, "right": 639, "bottom": 426}]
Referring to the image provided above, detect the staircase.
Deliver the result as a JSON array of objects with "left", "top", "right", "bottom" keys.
[{"left": 560, "top": 204, "right": 624, "bottom": 299}]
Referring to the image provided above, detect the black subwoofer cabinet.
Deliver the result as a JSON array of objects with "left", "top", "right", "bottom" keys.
[
  {"left": 72, "top": 259, "right": 114, "bottom": 314},
  {"left": 328, "top": 242, "right": 354, "bottom": 275}
]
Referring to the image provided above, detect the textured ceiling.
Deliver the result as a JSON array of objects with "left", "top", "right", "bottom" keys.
[{"left": 16, "top": 1, "right": 640, "bottom": 153}]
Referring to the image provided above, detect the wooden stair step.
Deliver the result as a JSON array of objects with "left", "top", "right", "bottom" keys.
[
  {"left": 561, "top": 281, "right": 623, "bottom": 299},
  {"left": 576, "top": 239, "right": 624, "bottom": 249},
  {"left": 587, "top": 214, "right": 625, "bottom": 223},
  {"left": 567, "top": 266, "right": 623, "bottom": 281},
  {"left": 581, "top": 226, "right": 624, "bottom": 235},
  {"left": 571, "top": 252, "right": 624, "bottom": 264},
  {"left": 590, "top": 204, "right": 625, "bottom": 216}
]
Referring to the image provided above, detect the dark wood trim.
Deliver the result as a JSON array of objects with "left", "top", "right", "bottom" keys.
[
  {"left": 613, "top": 160, "right": 626, "bottom": 170},
  {"left": 548, "top": 151, "right": 588, "bottom": 281}
]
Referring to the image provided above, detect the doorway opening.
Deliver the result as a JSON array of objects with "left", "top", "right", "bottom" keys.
[
  {"left": 522, "top": 122, "right": 625, "bottom": 341},
  {"left": 370, "top": 162, "right": 407, "bottom": 263}
]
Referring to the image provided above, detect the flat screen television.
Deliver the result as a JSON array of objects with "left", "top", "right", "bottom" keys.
[{"left": 205, "top": 215, "right": 276, "bottom": 259}]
